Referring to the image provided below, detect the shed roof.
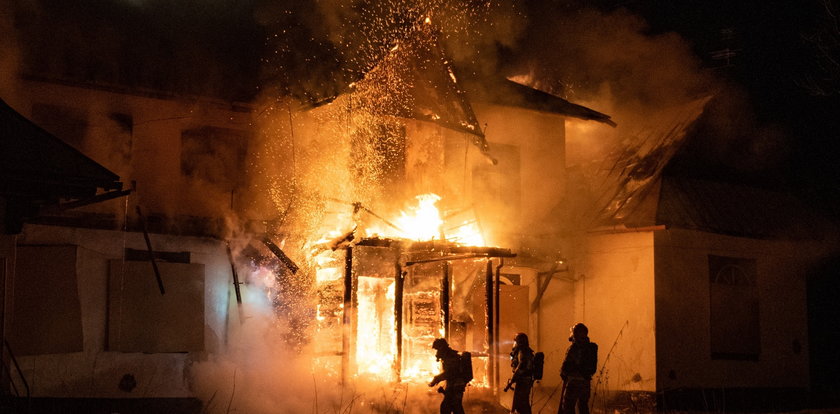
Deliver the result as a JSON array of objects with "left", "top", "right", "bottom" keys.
[
  {"left": 1, "top": 98, "right": 122, "bottom": 200},
  {"left": 600, "top": 169, "right": 837, "bottom": 240},
  {"left": 459, "top": 75, "right": 616, "bottom": 127},
  {"left": 656, "top": 177, "right": 834, "bottom": 239}
]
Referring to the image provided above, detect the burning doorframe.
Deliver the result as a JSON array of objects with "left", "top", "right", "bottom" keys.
[{"left": 315, "top": 236, "right": 515, "bottom": 390}]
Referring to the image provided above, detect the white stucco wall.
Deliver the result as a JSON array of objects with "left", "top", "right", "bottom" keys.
[
  {"left": 577, "top": 230, "right": 657, "bottom": 393},
  {"left": 472, "top": 103, "right": 567, "bottom": 238},
  {"left": 533, "top": 270, "right": 576, "bottom": 389},
  {"left": 653, "top": 228, "right": 830, "bottom": 391},
  {"left": 526, "top": 230, "right": 658, "bottom": 394},
  {"left": 2, "top": 224, "right": 241, "bottom": 398},
  {"left": 8, "top": 80, "right": 255, "bottom": 222}
]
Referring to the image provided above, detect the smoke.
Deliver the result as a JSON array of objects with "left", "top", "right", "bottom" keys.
[
  {"left": 307, "top": 0, "right": 525, "bottom": 70},
  {"left": 0, "top": 0, "right": 20, "bottom": 101},
  {"left": 1, "top": 0, "right": 798, "bottom": 406},
  {"left": 495, "top": 4, "right": 794, "bottom": 229},
  {"left": 668, "top": 88, "right": 791, "bottom": 183},
  {"left": 254, "top": 0, "right": 788, "bottom": 201},
  {"left": 251, "top": 0, "right": 530, "bottom": 241},
  {"left": 189, "top": 266, "right": 452, "bottom": 414},
  {"left": 259, "top": 0, "right": 527, "bottom": 103},
  {"left": 188, "top": 287, "right": 322, "bottom": 414},
  {"left": 509, "top": 5, "right": 714, "bottom": 120}
]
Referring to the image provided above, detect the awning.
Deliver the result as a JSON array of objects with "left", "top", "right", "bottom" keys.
[{"left": 1, "top": 97, "right": 125, "bottom": 233}]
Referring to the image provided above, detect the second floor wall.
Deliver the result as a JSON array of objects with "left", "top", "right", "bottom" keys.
[
  {"left": 4, "top": 76, "right": 582, "bottom": 259},
  {"left": 5, "top": 79, "right": 259, "bottom": 235}
]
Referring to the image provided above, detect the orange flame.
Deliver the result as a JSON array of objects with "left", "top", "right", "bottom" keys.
[
  {"left": 367, "top": 193, "right": 485, "bottom": 245},
  {"left": 311, "top": 193, "right": 488, "bottom": 383}
]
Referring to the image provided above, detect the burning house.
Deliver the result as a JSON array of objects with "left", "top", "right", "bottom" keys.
[{"left": 1, "top": 1, "right": 839, "bottom": 413}]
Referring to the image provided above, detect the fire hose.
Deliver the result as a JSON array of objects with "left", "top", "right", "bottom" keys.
[{"left": 536, "top": 380, "right": 566, "bottom": 414}]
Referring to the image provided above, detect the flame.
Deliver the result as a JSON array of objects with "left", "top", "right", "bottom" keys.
[
  {"left": 365, "top": 193, "right": 485, "bottom": 245},
  {"left": 446, "top": 220, "right": 485, "bottom": 246},
  {"left": 355, "top": 276, "right": 396, "bottom": 381},
  {"left": 393, "top": 193, "right": 443, "bottom": 240},
  {"left": 314, "top": 253, "right": 343, "bottom": 282},
  {"left": 447, "top": 67, "right": 458, "bottom": 83},
  {"left": 309, "top": 193, "right": 488, "bottom": 384}
]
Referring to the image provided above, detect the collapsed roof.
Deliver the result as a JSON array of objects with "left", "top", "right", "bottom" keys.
[
  {"left": 576, "top": 95, "right": 837, "bottom": 240},
  {"left": 312, "top": 21, "right": 615, "bottom": 163}
]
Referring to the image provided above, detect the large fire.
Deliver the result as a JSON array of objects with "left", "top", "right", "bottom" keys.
[
  {"left": 365, "top": 193, "right": 485, "bottom": 245},
  {"left": 310, "top": 193, "right": 493, "bottom": 384}
]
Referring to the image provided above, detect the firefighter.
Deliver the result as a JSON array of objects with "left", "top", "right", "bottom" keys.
[
  {"left": 429, "top": 338, "right": 466, "bottom": 414},
  {"left": 508, "top": 332, "right": 535, "bottom": 414},
  {"left": 559, "top": 323, "right": 598, "bottom": 414}
]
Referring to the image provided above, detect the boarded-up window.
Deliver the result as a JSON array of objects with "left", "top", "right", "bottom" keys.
[
  {"left": 709, "top": 255, "right": 760, "bottom": 360},
  {"left": 31, "top": 103, "right": 88, "bottom": 150},
  {"left": 181, "top": 126, "right": 248, "bottom": 191},
  {"left": 108, "top": 260, "right": 204, "bottom": 352},
  {"left": 8, "top": 246, "right": 83, "bottom": 355}
]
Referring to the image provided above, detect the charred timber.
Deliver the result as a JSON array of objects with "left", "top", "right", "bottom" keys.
[
  {"left": 531, "top": 261, "right": 565, "bottom": 313},
  {"left": 352, "top": 237, "right": 515, "bottom": 257},
  {"left": 352, "top": 202, "right": 403, "bottom": 233},
  {"left": 136, "top": 206, "right": 165, "bottom": 295},
  {"left": 485, "top": 260, "right": 494, "bottom": 393},
  {"left": 342, "top": 247, "right": 353, "bottom": 384},
  {"left": 405, "top": 253, "right": 499, "bottom": 266},
  {"left": 261, "top": 237, "right": 300, "bottom": 274},
  {"left": 226, "top": 242, "right": 242, "bottom": 304},
  {"left": 494, "top": 259, "right": 503, "bottom": 391},
  {"left": 442, "top": 261, "right": 450, "bottom": 341},
  {"left": 326, "top": 228, "right": 355, "bottom": 251},
  {"left": 395, "top": 266, "right": 404, "bottom": 381}
]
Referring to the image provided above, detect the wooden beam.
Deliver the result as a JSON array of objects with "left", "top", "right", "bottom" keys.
[
  {"left": 530, "top": 262, "right": 566, "bottom": 313},
  {"left": 135, "top": 206, "right": 165, "bottom": 295},
  {"left": 261, "top": 237, "right": 299, "bottom": 274},
  {"left": 226, "top": 242, "right": 242, "bottom": 304}
]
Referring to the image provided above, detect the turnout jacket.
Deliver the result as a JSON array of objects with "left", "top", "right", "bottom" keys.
[
  {"left": 560, "top": 338, "right": 598, "bottom": 381},
  {"left": 432, "top": 347, "right": 467, "bottom": 388},
  {"left": 511, "top": 346, "right": 535, "bottom": 383}
]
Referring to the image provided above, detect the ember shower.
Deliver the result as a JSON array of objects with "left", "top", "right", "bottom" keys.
[
  {"left": 252, "top": 0, "right": 619, "bottom": 400},
  {"left": 254, "top": 8, "right": 528, "bottom": 388}
]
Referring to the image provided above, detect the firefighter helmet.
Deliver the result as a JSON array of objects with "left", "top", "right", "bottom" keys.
[
  {"left": 431, "top": 338, "right": 449, "bottom": 350},
  {"left": 514, "top": 332, "right": 529, "bottom": 347}
]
